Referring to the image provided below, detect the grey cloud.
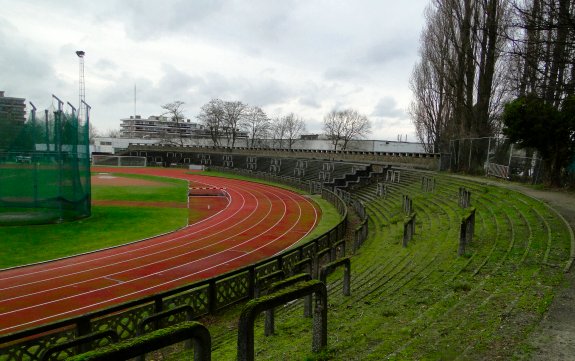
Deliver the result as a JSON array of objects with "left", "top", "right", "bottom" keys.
[
  {"left": 0, "top": 19, "right": 68, "bottom": 106},
  {"left": 372, "top": 97, "right": 405, "bottom": 118},
  {"left": 99, "top": 86, "right": 136, "bottom": 107},
  {"left": 93, "top": 59, "right": 119, "bottom": 72},
  {"left": 1, "top": 0, "right": 429, "bottom": 139},
  {"left": 115, "top": 0, "right": 226, "bottom": 40},
  {"left": 196, "top": 72, "right": 232, "bottom": 100},
  {"left": 99, "top": 76, "right": 154, "bottom": 106},
  {"left": 242, "top": 79, "right": 290, "bottom": 106},
  {"left": 323, "top": 68, "right": 364, "bottom": 81},
  {"left": 298, "top": 96, "right": 321, "bottom": 109},
  {"left": 360, "top": 34, "right": 416, "bottom": 66},
  {"left": 176, "top": 73, "right": 292, "bottom": 108},
  {"left": 374, "top": 118, "right": 404, "bottom": 128},
  {"left": 304, "top": 118, "right": 323, "bottom": 133},
  {"left": 156, "top": 64, "right": 202, "bottom": 95}
]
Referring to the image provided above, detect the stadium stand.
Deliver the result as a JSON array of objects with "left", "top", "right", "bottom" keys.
[{"left": 1, "top": 145, "right": 572, "bottom": 360}]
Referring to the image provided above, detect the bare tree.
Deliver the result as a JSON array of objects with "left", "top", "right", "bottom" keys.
[
  {"left": 270, "top": 116, "right": 287, "bottom": 149},
  {"left": 241, "top": 106, "right": 270, "bottom": 147},
  {"left": 409, "top": 6, "right": 452, "bottom": 152},
  {"left": 509, "top": 0, "right": 575, "bottom": 104},
  {"left": 197, "top": 99, "right": 225, "bottom": 147},
  {"left": 197, "top": 99, "right": 250, "bottom": 148},
  {"left": 88, "top": 123, "right": 99, "bottom": 145},
  {"left": 323, "top": 109, "right": 371, "bottom": 150},
  {"left": 161, "top": 100, "right": 186, "bottom": 146},
  {"left": 104, "top": 128, "right": 121, "bottom": 138},
  {"left": 410, "top": 0, "right": 511, "bottom": 156},
  {"left": 283, "top": 113, "right": 306, "bottom": 150},
  {"left": 323, "top": 110, "right": 345, "bottom": 151},
  {"left": 222, "top": 101, "right": 249, "bottom": 148},
  {"left": 270, "top": 114, "right": 306, "bottom": 150}
]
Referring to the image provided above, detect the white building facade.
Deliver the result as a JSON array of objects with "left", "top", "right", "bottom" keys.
[{"left": 120, "top": 115, "right": 208, "bottom": 139}]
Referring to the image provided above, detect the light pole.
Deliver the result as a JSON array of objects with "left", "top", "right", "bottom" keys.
[{"left": 76, "top": 50, "right": 85, "bottom": 122}]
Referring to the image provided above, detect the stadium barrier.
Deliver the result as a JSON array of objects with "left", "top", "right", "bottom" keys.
[
  {"left": 403, "top": 212, "right": 417, "bottom": 248},
  {"left": 237, "top": 280, "right": 328, "bottom": 361},
  {"left": 459, "top": 187, "right": 472, "bottom": 208},
  {"left": 66, "top": 322, "right": 211, "bottom": 361},
  {"left": 319, "top": 257, "right": 351, "bottom": 296},
  {"left": 261, "top": 273, "right": 313, "bottom": 336},
  {"left": 458, "top": 208, "right": 476, "bottom": 256},
  {"left": 92, "top": 155, "right": 147, "bottom": 167}
]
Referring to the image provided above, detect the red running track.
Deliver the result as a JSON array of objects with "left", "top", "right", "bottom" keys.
[{"left": 0, "top": 168, "right": 320, "bottom": 335}]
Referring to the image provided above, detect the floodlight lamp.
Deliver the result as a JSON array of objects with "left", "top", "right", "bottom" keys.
[{"left": 76, "top": 51, "right": 85, "bottom": 57}]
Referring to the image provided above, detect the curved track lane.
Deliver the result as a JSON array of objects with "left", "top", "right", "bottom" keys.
[{"left": 0, "top": 168, "right": 320, "bottom": 335}]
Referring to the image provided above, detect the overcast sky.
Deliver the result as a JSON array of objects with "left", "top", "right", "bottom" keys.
[{"left": 1, "top": 0, "right": 429, "bottom": 141}]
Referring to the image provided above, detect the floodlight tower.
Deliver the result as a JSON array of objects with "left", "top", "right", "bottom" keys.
[{"left": 76, "top": 50, "right": 86, "bottom": 121}]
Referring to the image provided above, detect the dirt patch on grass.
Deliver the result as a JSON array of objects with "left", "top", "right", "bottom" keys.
[{"left": 92, "top": 173, "right": 168, "bottom": 187}]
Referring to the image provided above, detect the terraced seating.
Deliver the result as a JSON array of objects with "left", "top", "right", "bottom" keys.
[
  {"left": 228, "top": 154, "right": 247, "bottom": 169},
  {"left": 327, "top": 164, "right": 371, "bottom": 189},
  {"left": 297, "top": 160, "right": 367, "bottom": 185},
  {"left": 276, "top": 158, "right": 298, "bottom": 177},
  {"left": 300, "top": 160, "right": 323, "bottom": 182},
  {"left": 254, "top": 157, "right": 272, "bottom": 173},
  {"left": 330, "top": 162, "right": 361, "bottom": 181},
  {"left": 336, "top": 170, "right": 569, "bottom": 359},
  {"left": 190, "top": 167, "right": 571, "bottom": 360}
]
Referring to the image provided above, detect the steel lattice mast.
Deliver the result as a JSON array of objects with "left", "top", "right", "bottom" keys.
[{"left": 76, "top": 50, "right": 85, "bottom": 122}]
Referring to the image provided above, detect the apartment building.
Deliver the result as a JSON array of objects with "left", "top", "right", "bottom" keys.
[{"left": 119, "top": 115, "right": 208, "bottom": 139}]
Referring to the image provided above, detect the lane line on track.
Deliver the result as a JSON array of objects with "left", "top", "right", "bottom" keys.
[{"left": 228, "top": 250, "right": 250, "bottom": 255}]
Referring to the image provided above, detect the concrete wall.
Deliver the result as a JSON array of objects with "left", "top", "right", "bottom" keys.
[
  {"left": 125, "top": 143, "right": 440, "bottom": 170},
  {"left": 94, "top": 136, "right": 426, "bottom": 155}
]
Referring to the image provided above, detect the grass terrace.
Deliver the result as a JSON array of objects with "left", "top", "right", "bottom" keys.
[{"left": 164, "top": 170, "right": 571, "bottom": 360}]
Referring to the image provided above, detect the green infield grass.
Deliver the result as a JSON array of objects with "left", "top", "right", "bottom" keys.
[
  {"left": 0, "top": 173, "right": 189, "bottom": 269},
  {"left": 91, "top": 173, "right": 188, "bottom": 203}
]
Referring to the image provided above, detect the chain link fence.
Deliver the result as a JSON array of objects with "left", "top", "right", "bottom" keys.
[
  {"left": 443, "top": 137, "right": 544, "bottom": 184},
  {"left": 0, "top": 96, "right": 91, "bottom": 225}
]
